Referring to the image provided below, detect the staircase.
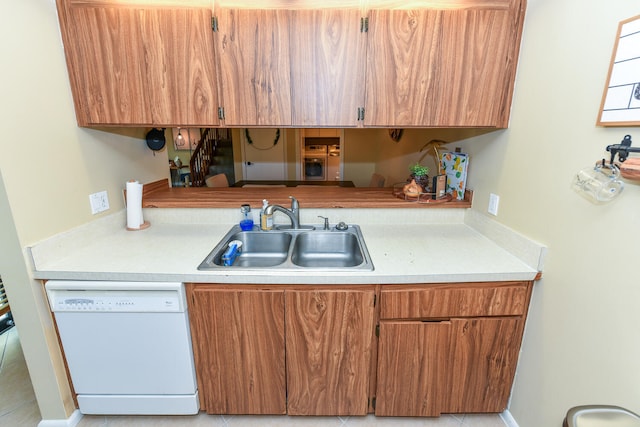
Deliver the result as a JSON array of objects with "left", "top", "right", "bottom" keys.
[{"left": 189, "top": 128, "right": 235, "bottom": 187}]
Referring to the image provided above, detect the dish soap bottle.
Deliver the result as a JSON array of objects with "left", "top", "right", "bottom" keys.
[
  {"left": 240, "top": 204, "right": 254, "bottom": 231},
  {"left": 260, "top": 199, "right": 273, "bottom": 231}
]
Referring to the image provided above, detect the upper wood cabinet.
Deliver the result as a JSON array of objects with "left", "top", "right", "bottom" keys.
[
  {"left": 288, "top": 9, "right": 366, "bottom": 127},
  {"left": 56, "top": 0, "right": 525, "bottom": 128},
  {"left": 215, "top": 8, "right": 292, "bottom": 126},
  {"left": 56, "top": 0, "right": 219, "bottom": 126},
  {"left": 364, "top": 0, "right": 525, "bottom": 127},
  {"left": 215, "top": 7, "right": 365, "bottom": 127}
]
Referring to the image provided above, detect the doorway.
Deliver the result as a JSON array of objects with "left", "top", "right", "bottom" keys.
[{"left": 241, "top": 129, "right": 287, "bottom": 181}]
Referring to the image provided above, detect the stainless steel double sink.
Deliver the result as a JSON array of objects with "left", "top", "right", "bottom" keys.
[{"left": 198, "top": 224, "right": 373, "bottom": 271}]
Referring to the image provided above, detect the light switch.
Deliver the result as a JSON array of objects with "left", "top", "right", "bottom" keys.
[
  {"left": 488, "top": 193, "right": 500, "bottom": 216},
  {"left": 89, "top": 191, "right": 110, "bottom": 215}
]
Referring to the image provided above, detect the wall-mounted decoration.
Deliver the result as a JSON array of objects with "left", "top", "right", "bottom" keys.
[
  {"left": 597, "top": 14, "right": 640, "bottom": 126},
  {"left": 172, "top": 128, "right": 199, "bottom": 151},
  {"left": 245, "top": 128, "right": 280, "bottom": 150}
]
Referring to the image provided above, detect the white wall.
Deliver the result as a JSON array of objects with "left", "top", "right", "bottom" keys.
[
  {"left": 459, "top": 1, "right": 640, "bottom": 425},
  {"left": 0, "top": 0, "right": 168, "bottom": 420}
]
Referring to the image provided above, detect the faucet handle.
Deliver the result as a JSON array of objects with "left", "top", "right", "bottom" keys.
[
  {"left": 318, "top": 216, "right": 329, "bottom": 230},
  {"left": 289, "top": 195, "right": 299, "bottom": 211}
]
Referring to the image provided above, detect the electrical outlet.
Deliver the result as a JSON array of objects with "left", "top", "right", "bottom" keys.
[
  {"left": 89, "top": 191, "right": 110, "bottom": 215},
  {"left": 488, "top": 193, "right": 500, "bottom": 216}
]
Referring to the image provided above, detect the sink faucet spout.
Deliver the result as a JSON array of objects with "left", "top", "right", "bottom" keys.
[{"left": 264, "top": 196, "right": 301, "bottom": 229}]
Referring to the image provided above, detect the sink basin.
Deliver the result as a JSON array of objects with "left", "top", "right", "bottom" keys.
[
  {"left": 198, "top": 224, "right": 373, "bottom": 271},
  {"left": 200, "top": 231, "right": 291, "bottom": 268},
  {"left": 290, "top": 232, "right": 364, "bottom": 267}
]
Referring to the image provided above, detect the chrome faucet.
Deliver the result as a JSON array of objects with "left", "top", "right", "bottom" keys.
[{"left": 264, "top": 196, "right": 300, "bottom": 229}]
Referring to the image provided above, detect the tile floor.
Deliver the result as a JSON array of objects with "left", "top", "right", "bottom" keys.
[
  {"left": 0, "top": 326, "right": 42, "bottom": 426},
  {"left": 0, "top": 325, "right": 507, "bottom": 427}
]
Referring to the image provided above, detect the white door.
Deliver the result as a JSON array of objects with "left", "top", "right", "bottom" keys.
[{"left": 242, "top": 128, "right": 286, "bottom": 180}]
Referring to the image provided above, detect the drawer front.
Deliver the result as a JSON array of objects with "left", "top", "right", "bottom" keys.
[{"left": 380, "top": 282, "right": 530, "bottom": 319}]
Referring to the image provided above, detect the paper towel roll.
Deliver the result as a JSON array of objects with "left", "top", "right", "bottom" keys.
[{"left": 126, "top": 180, "right": 144, "bottom": 230}]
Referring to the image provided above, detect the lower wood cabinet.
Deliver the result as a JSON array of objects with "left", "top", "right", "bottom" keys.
[
  {"left": 186, "top": 281, "right": 533, "bottom": 417},
  {"left": 187, "top": 287, "right": 286, "bottom": 414},
  {"left": 186, "top": 284, "right": 375, "bottom": 416},
  {"left": 375, "top": 281, "right": 533, "bottom": 417},
  {"left": 285, "top": 289, "right": 375, "bottom": 415}
]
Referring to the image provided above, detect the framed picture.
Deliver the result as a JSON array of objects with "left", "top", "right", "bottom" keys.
[
  {"left": 597, "top": 14, "right": 640, "bottom": 126},
  {"left": 172, "top": 128, "right": 200, "bottom": 151}
]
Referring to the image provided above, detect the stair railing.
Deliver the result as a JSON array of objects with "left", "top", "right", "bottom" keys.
[{"left": 190, "top": 128, "right": 216, "bottom": 187}]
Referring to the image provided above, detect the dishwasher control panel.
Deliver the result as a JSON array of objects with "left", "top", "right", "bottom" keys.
[
  {"left": 48, "top": 291, "right": 180, "bottom": 312},
  {"left": 45, "top": 281, "right": 186, "bottom": 313}
]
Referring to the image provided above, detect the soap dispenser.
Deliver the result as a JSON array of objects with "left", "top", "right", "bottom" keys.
[
  {"left": 260, "top": 199, "right": 273, "bottom": 231},
  {"left": 240, "top": 204, "right": 254, "bottom": 231}
]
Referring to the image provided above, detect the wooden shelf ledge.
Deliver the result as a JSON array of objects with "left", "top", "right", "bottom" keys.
[{"left": 141, "top": 180, "right": 473, "bottom": 209}]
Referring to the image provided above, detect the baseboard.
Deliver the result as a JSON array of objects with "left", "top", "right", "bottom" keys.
[
  {"left": 501, "top": 410, "right": 520, "bottom": 427},
  {"left": 37, "top": 409, "right": 83, "bottom": 427}
]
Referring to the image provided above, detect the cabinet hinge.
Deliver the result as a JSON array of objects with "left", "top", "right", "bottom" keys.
[
  {"left": 211, "top": 16, "right": 219, "bottom": 32},
  {"left": 357, "top": 107, "right": 365, "bottom": 121},
  {"left": 375, "top": 324, "right": 380, "bottom": 337},
  {"left": 360, "top": 17, "right": 369, "bottom": 33},
  {"left": 218, "top": 107, "right": 225, "bottom": 120}
]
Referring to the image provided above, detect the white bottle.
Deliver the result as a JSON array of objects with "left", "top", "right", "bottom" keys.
[{"left": 260, "top": 199, "right": 273, "bottom": 231}]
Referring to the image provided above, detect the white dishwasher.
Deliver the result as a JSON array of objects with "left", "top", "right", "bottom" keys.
[{"left": 46, "top": 281, "right": 199, "bottom": 415}]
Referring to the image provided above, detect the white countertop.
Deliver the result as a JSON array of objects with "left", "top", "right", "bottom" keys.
[{"left": 28, "top": 208, "right": 545, "bottom": 285}]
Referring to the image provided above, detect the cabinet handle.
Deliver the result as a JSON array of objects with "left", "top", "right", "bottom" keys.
[
  {"left": 421, "top": 319, "right": 452, "bottom": 324},
  {"left": 360, "top": 17, "right": 369, "bottom": 33}
]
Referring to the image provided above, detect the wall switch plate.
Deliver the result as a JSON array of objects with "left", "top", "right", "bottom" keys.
[
  {"left": 488, "top": 193, "right": 500, "bottom": 216},
  {"left": 89, "top": 191, "right": 110, "bottom": 215}
]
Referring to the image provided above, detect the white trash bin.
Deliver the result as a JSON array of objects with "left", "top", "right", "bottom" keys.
[{"left": 564, "top": 405, "right": 640, "bottom": 427}]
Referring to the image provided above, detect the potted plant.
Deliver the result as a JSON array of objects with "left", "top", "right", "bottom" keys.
[{"left": 408, "top": 163, "right": 430, "bottom": 192}]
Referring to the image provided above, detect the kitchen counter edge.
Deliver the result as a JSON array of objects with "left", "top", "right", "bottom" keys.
[{"left": 27, "top": 208, "right": 545, "bottom": 285}]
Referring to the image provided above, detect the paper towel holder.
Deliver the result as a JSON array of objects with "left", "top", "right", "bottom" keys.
[
  {"left": 127, "top": 220, "right": 150, "bottom": 231},
  {"left": 124, "top": 180, "right": 151, "bottom": 231}
]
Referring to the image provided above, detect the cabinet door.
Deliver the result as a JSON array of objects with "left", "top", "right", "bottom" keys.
[
  {"left": 187, "top": 287, "right": 286, "bottom": 414},
  {"left": 365, "top": 0, "right": 523, "bottom": 127},
  {"left": 445, "top": 317, "right": 523, "bottom": 413},
  {"left": 57, "top": 0, "right": 219, "bottom": 126},
  {"left": 289, "top": 9, "right": 366, "bottom": 127},
  {"left": 215, "top": 8, "right": 292, "bottom": 126},
  {"left": 285, "top": 289, "right": 375, "bottom": 416},
  {"left": 376, "top": 317, "right": 524, "bottom": 416},
  {"left": 375, "top": 321, "right": 451, "bottom": 417}
]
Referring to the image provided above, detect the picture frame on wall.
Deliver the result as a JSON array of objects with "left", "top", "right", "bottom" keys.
[{"left": 597, "top": 14, "right": 640, "bottom": 126}]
